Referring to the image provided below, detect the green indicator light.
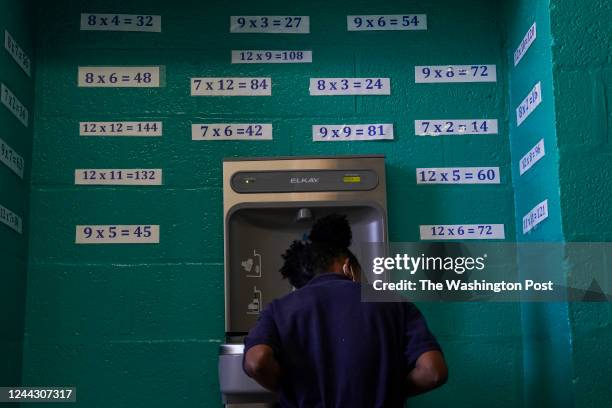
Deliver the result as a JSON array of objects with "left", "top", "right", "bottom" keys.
[{"left": 343, "top": 176, "right": 361, "bottom": 183}]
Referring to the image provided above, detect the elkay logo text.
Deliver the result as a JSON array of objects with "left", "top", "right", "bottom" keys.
[{"left": 290, "top": 177, "right": 320, "bottom": 184}]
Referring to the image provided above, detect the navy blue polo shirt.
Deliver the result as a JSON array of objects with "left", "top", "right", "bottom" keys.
[{"left": 244, "top": 273, "right": 441, "bottom": 408}]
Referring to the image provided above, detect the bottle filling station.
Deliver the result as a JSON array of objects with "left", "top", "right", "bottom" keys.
[{"left": 218, "top": 155, "right": 389, "bottom": 405}]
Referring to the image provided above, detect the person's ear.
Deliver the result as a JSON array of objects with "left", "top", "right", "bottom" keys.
[{"left": 342, "top": 258, "right": 353, "bottom": 279}]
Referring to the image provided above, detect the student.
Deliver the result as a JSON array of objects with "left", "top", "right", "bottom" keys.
[{"left": 244, "top": 214, "right": 447, "bottom": 407}]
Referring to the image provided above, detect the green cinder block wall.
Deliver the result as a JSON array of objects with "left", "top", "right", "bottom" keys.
[
  {"left": 504, "top": 0, "right": 612, "bottom": 405},
  {"left": 16, "top": 0, "right": 611, "bottom": 406},
  {"left": 550, "top": 0, "right": 612, "bottom": 406},
  {"left": 25, "top": 0, "right": 523, "bottom": 406},
  {"left": 502, "top": 0, "right": 573, "bottom": 407},
  {"left": 0, "top": 0, "right": 35, "bottom": 390}
]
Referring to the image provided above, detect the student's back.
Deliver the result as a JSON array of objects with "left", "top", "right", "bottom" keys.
[{"left": 245, "top": 272, "right": 440, "bottom": 408}]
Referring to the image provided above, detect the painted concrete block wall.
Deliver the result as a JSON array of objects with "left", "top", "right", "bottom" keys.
[
  {"left": 25, "top": 0, "right": 523, "bottom": 406},
  {"left": 549, "top": 0, "right": 612, "bottom": 406},
  {"left": 502, "top": 1, "right": 574, "bottom": 407},
  {"left": 0, "top": 0, "right": 35, "bottom": 389}
]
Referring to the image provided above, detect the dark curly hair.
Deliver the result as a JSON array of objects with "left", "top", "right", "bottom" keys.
[
  {"left": 279, "top": 240, "right": 315, "bottom": 289},
  {"left": 308, "top": 213, "right": 352, "bottom": 249},
  {"left": 280, "top": 214, "right": 360, "bottom": 288}
]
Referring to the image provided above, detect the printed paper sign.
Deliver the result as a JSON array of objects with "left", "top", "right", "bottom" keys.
[
  {"left": 192, "top": 124, "right": 272, "bottom": 140},
  {"left": 415, "top": 65, "right": 497, "bottom": 83},
  {"left": 1, "top": 83, "right": 28, "bottom": 126},
  {"left": 191, "top": 77, "right": 271, "bottom": 96},
  {"left": 80, "top": 121, "right": 162, "bottom": 137},
  {"left": 76, "top": 225, "right": 160, "bottom": 244},
  {"left": 230, "top": 16, "right": 310, "bottom": 34},
  {"left": 80, "top": 13, "right": 162, "bottom": 32},
  {"left": 4, "top": 30, "right": 31, "bottom": 76},
  {"left": 309, "top": 78, "right": 390, "bottom": 95},
  {"left": 313, "top": 124, "right": 393, "bottom": 141},
  {"left": 417, "top": 167, "right": 500, "bottom": 184},
  {"left": 347, "top": 14, "right": 426, "bottom": 31},
  {"left": 75, "top": 169, "right": 162, "bottom": 185},
  {"left": 523, "top": 199, "right": 548, "bottom": 234},
  {"left": 516, "top": 82, "right": 542, "bottom": 126},
  {"left": 523, "top": 200, "right": 548, "bottom": 234},
  {"left": 420, "top": 224, "right": 505, "bottom": 240},
  {"left": 415, "top": 119, "right": 498, "bottom": 136},
  {"left": 0, "top": 137, "right": 24, "bottom": 178},
  {"left": 519, "top": 139, "right": 545, "bottom": 175},
  {"left": 78, "top": 66, "right": 162, "bottom": 87},
  {"left": 0, "top": 204, "right": 22, "bottom": 234},
  {"left": 514, "top": 23, "right": 536, "bottom": 66},
  {"left": 232, "top": 50, "right": 312, "bottom": 64}
]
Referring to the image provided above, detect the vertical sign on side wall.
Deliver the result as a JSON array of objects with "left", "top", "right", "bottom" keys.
[
  {"left": 516, "top": 82, "right": 542, "bottom": 126},
  {"left": 513, "top": 23, "right": 537, "bottom": 66},
  {"left": 1, "top": 83, "right": 28, "bottom": 127},
  {"left": 522, "top": 199, "right": 549, "bottom": 234},
  {"left": 4, "top": 30, "right": 31, "bottom": 76},
  {"left": 0, "top": 204, "right": 22, "bottom": 234},
  {"left": 519, "top": 139, "right": 545, "bottom": 176},
  {"left": 0, "top": 137, "right": 25, "bottom": 178}
]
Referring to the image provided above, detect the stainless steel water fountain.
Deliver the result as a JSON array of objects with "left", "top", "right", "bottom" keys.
[{"left": 218, "top": 155, "right": 388, "bottom": 406}]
